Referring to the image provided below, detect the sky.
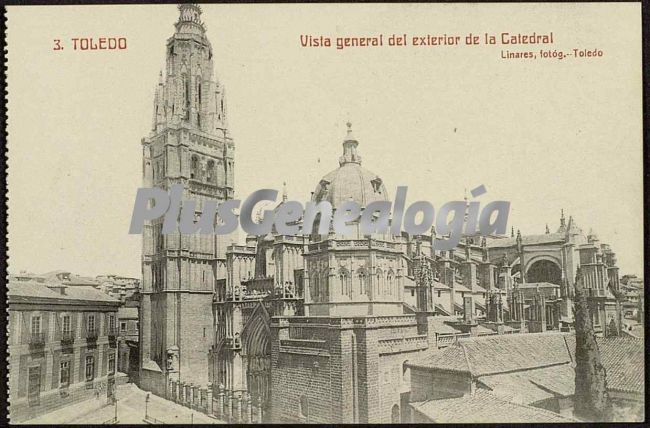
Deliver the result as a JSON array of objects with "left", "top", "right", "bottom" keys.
[{"left": 6, "top": 3, "right": 643, "bottom": 278}]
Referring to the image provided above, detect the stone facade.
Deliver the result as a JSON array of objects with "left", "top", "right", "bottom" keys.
[{"left": 8, "top": 277, "right": 121, "bottom": 423}]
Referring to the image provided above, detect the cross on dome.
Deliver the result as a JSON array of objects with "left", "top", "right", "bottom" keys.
[{"left": 344, "top": 121, "right": 357, "bottom": 143}]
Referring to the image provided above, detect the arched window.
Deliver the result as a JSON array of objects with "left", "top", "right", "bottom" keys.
[
  {"left": 357, "top": 268, "right": 367, "bottom": 295},
  {"left": 299, "top": 395, "right": 309, "bottom": 419},
  {"left": 387, "top": 269, "right": 395, "bottom": 296},
  {"left": 191, "top": 155, "right": 199, "bottom": 179},
  {"left": 196, "top": 75, "right": 202, "bottom": 126},
  {"left": 320, "top": 269, "right": 329, "bottom": 301},
  {"left": 196, "top": 77, "right": 202, "bottom": 107},
  {"left": 206, "top": 160, "right": 215, "bottom": 183},
  {"left": 183, "top": 74, "right": 190, "bottom": 120},
  {"left": 376, "top": 268, "right": 384, "bottom": 295},
  {"left": 216, "top": 160, "right": 225, "bottom": 186},
  {"left": 402, "top": 360, "right": 410, "bottom": 385},
  {"left": 391, "top": 404, "right": 400, "bottom": 423},
  {"left": 339, "top": 268, "right": 351, "bottom": 298},
  {"left": 311, "top": 270, "right": 319, "bottom": 302}
]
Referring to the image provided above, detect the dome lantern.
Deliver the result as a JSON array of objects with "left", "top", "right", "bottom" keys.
[{"left": 339, "top": 121, "right": 362, "bottom": 166}]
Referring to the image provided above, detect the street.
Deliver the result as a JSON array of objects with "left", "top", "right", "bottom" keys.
[{"left": 67, "top": 383, "right": 224, "bottom": 424}]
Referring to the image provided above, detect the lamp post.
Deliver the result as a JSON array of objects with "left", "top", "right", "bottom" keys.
[{"left": 145, "top": 392, "right": 150, "bottom": 420}]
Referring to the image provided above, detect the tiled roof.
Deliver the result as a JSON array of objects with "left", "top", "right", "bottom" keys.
[
  {"left": 8, "top": 280, "right": 119, "bottom": 304},
  {"left": 478, "top": 364, "right": 575, "bottom": 404},
  {"left": 432, "top": 280, "right": 450, "bottom": 289},
  {"left": 406, "top": 332, "right": 573, "bottom": 377},
  {"left": 410, "top": 389, "right": 575, "bottom": 423},
  {"left": 564, "top": 336, "right": 644, "bottom": 395},
  {"left": 486, "top": 233, "right": 565, "bottom": 249},
  {"left": 37, "top": 270, "right": 100, "bottom": 286},
  {"left": 434, "top": 304, "right": 451, "bottom": 316},
  {"left": 453, "top": 283, "right": 472, "bottom": 293},
  {"left": 463, "top": 333, "right": 572, "bottom": 376},
  {"left": 474, "top": 324, "right": 497, "bottom": 336},
  {"left": 473, "top": 284, "right": 487, "bottom": 293},
  {"left": 407, "top": 342, "right": 470, "bottom": 373},
  {"left": 517, "top": 282, "right": 560, "bottom": 289},
  {"left": 430, "top": 317, "right": 462, "bottom": 335}
]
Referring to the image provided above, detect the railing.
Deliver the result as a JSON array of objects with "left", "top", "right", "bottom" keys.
[
  {"left": 280, "top": 338, "right": 328, "bottom": 350},
  {"left": 61, "top": 330, "right": 75, "bottom": 345},
  {"left": 378, "top": 335, "right": 428, "bottom": 354},
  {"left": 108, "top": 327, "right": 118, "bottom": 338},
  {"left": 28, "top": 332, "right": 46, "bottom": 346},
  {"left": 143, "top": 415, "right": 166, "bottom": 424},
  {"left": 436, "top": 334, "right": 455, "bottom": 348},
  {"left": 86, "top": 328, "right": 99, "bottom": 340}
]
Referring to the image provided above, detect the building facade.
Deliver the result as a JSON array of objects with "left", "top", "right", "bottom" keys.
[
  {"left": 117, "top": 306, "right": 140, "bottom": 383},
  {"left": 8, "top": 276, "right": 121, "bottom": 423}
]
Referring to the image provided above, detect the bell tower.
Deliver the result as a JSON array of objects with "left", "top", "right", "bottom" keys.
[{"left": 140, "top": 3, "right": 235, "bottom": 394}]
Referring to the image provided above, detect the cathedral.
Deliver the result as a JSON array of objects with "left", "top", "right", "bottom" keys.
[{"left": 139, "top": 5, "right": 624, "bottom": 423}]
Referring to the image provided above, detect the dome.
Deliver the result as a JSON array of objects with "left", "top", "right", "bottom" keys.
[{"left": 312, "top": 123, "right": 389, "bottom": 208}]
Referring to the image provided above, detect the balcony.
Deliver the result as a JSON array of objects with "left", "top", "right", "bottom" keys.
[
  {"left": 61, "top": 330, "right": 75, "bottom": 345},
  {"left": 28, "top": 332, "right": 46, "bottom": 347}
]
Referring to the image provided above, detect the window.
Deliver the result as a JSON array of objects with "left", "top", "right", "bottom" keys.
[
  {"left": 62, "top": 315, "right": 71, "bottom": 334},
  {"left": 108, "top": 354, "right": 115, "bottom": 374},
  {"left": 31, "top": 316, "right": 41, "bottom": 334},
  {"left": 437, "top": 290, "right": 441, "bottom": 298},
  {"left": 87, "top": 315, "right": 95, "bottom": 333},
  {"left": 108, "top": 315, "right": 115, "bottom": 331},
  {"left": 402, "top": 361, "right": 410, "bottom": 385},
  {"left": 411, "top": 289, "right": 415, "bottom": 297},
  {"left": 299, "top": 395, "right": 309, "bottom": 419},
  {"left": 191, "top": 155, "right": 198, "bottom": 179},
  {"left": 357, "top": 268, "right": 368, "bottom": 295},
  {"left": 85, "top": 356, "right": 95, "bottom": 381},
  {"left": 206, "top": 160, "right": 214, "bottom": 183},
  {"left": 120, "top": 322, "right": 127, "bottom": 332},
  {"left": 28, "top": 366, "right": 41, "bottom": 407},
  {"left": 60, "top": 361, "right": 70, "bottom": 386},
  {"left": 184, "top": 75, "right": 190, "bottom": 119}
]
